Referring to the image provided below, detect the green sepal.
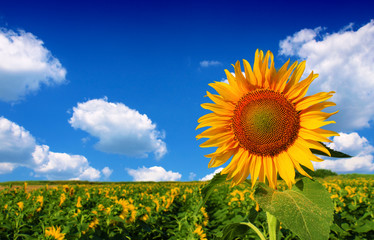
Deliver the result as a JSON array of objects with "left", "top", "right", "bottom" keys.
[{"left": 311, "top": 143, "right": 351, "bottom": 158}]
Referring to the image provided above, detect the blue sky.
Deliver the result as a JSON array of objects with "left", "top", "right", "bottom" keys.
[{"left": 0, "top": 0, "right": 373, "bottom": 182}]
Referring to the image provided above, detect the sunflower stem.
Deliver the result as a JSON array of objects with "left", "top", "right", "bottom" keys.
[{"left": 266, "top": 211, "right": 280, "bottom": 240}]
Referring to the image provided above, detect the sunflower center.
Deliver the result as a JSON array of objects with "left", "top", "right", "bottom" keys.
[{"left": 231, "top": 89, "right": 300, "bottom": 156}]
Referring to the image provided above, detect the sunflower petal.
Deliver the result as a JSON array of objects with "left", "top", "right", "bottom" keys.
[
  {"left": 201, "top": 103, "right": 233, "bottom": 116},
  {"left": 299, "top": 127, "right": 333, "bottom": 143},
  {"left": 284, "top": 60, "right": 306, "bottom": 93},
  {"left": 209, "top": 82, "right": 241, "bottom": 102},
  {"left": 250, "top": 155, "right": 262, "bottom": 187},
  {"left": 295, "top": 91, "right": 335, "bottom": 111},
  {"left": 199, "top": 133, "right": 233, "bottom": 148}
]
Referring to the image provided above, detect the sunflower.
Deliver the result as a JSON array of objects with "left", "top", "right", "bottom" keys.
[
  {"left": 196, "top": 49, "right": 338, "bottom": 189},
  {"left": 45, "top": 226, "right": 66, "bottom": 240}
]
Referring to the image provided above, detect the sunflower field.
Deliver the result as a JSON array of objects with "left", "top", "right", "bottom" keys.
[{"left": 0, "top": 176, "right": 373, "bottom": 240}]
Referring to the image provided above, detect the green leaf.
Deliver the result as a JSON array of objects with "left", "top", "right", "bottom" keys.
[
  {"left": 221, "top": 222, "right": 266, "bottom": 240},
  {"left": 194, "top": 172, "right": 229, "bottom": 214},
  {"left": 201, "top": 172, "right": 228, "bottom": 197},
  {"left": 221, "top": 223, "right": 251, "bottom": 240},
  {"left": 311, "top": 143, "right": 351, "bottom": 158},
  {"left": 254, "top": 178, "right": 334, "bottom": 240},
  {"left": 354, "top": 220, "right": 374, "bottom": 233}
]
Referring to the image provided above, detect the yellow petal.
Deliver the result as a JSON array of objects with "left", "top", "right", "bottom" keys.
[
  {"left": 196, "top": 126, "right": 229, "bottom": 140},
  {"left": 300, "top": 118, "right": 336, "bottom": 130},
  {"left": 284, "top": 61, "right": 306, "bottom": 93},
  {"left": 222, "top": 149, "right": 244, "bottom": 175},
  {"left": 208, "top": 148, "right": 237, "bottom": 168},
  {"left": 234, "top": 61, "right": 250, "bottom": 92},
  {"left": 201, "top": 103, "right": 233, "bottom": 116},
  {"left": 301, "top": 138, "right": 331, "bottom": 157},
  {"left": 287, "top": 142, "right": 315, "bottom": 171},
  {"left": 243, "top": 59, "right": 258, "bottom": 86},
  {"left": 286, "top": 151, "right": 312, "bottom": 179},
  {"left": 209, "top": 82, "right": 241, "bottom": 102},
  {"left": 275, "top": 61, "right": 298, "bottom": 93},
  {"left": 300, "top": 110, "right": 338, "bottom": 121},
  {"left": 299, "top": 127, "right": 333, "bottom": 143},
  {"left": 295, "top": 91, "right": 335, "bottom": 111},
  {"left": 199, "top": 133, "right": 233, "bottom": 148},
  {"left": 196, "top": 120, "right": 229, "bottom": 130},
  {"left": 224, "top": 69, "right": 244, "bottom": 96},
  {"left": 250, "top": 155, "right": 262, "bottom": 187},
  {"left": 206, "top": 91, "right": 235, "bottom": 109},
  {"left": 233, "top": 151, "right": 251, "bottom": 185},
  {"left": 286, "top": 72, "right": 318, "bottom": 101},
  {"left": 313, "top": 128, "right": 339, "bottom": 138},
  {"left": 276, "top": 152, "right": 295, "bottom": 189},
  {"left": 301, "top": 101, "right": 336, "bottom": 113}
]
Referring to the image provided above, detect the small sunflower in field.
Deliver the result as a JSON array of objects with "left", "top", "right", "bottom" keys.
[
  {"left": 197, "top": 49, "right": 338, "bottom": 189},
  {"left": 45, "top": 226, "right": 65, "bottom": 240},
  {"left": 17, "top": 202, "right": 24, "bottom": 211}
]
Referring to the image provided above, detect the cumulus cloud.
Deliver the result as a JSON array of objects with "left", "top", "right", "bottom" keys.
[
  {"left": 0, "top": 117, "right": 36, "bottom": 164},
  {"left": 69, "top": 97, "right": 167, "bottom": 159},
  {"left": 200, "top": 60, "right": 222, "bottom": 67},
  {"left": 0, "top": 116, "right": 101, "bottom": 180},
  {"left": 126, "top": 166, "right": 181, "bottom": 181},
  {"left": 0, "top": 163, "right": 17, "bottom": 174},
  {"left": 200, "top": 167, "right": 224, "bottom": 181},
  {"left": 314, "top": 132, "right": 374, "bottom": 173},
  {"left": 33, "top": 145, "right": 100, "bottom": 180},
  {"left": 102, "top": 167, "right": 113, "bottom": 179},
  {"left": 314, "top": 155, "right": 374, "bottom": 173},
  {"left": 0, "top": 28, "right": 66, "bottom": 102},
  {"left": 327, "top": 132, "right": 374, "bottom": 156},
  {"left": 75, "top": 167, "right": 101, "bottom": 181},
  {"left": 279, "top": 20, "right": 374, "bottom": 131}
]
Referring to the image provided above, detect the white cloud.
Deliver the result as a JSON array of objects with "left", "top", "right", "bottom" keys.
[
  {"left": 279, "top": 27, "right": 323, "bottom": 56},
  {"left": 75, "top": 167, "right": 101, "bottom": 181},
  {"left": 200, "top": 167, "right": 224, "bottom": 181},
  {"left": 279, "top": 20, "right": 374, "bottom": 131},
  {"left": 0, "top": 28, "right": 66, "bottom": 102},
  {"left": 0, "top": 163, "right": 17, "bottom": 174},
  {"left": 327, "top": 132, "right": 374, "bottom": 156},
  {"left": 0, "top": 116, "right": 102, "bottom": 180},
  {"left": 200, "top": 60, "right": 222, "bottom": 67},
  {"left": 126, "top": 166, "right": 181, "bottom": 181},
  {"left": 314, "top": 132, "right": 374, "bottom": 173},
  {"left": 69, "top": 97, "right": 167, "bottom": 159},
  {"left": 33, "top": 145, "right": 101, "bottom": 180},
  {"left": 0, "top": 117, "right": 36, "bottom": 164},
  {"left": 314, "top": 155, "right": 374, "bottom": 173},
  {"left": 102, "top": 166, "right": 113, "bottom": 179}
]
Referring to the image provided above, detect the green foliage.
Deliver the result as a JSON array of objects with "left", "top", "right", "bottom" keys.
[
  {"left": 294, "top": 168, "right": 338, "bottom": 179},
  {"left": 0, "top": 175, "right": 373, "bottom": 239},
  {"left": 198, "top": 172, "right": 229, "bottom": 212},
  {"left": 254, "top": 178, "right": 334, "bottom": 240},
  {"left": 313, "top": 169, "right": 338, "bottom": 178}
]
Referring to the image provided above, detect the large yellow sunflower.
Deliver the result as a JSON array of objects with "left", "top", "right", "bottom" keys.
[{"left": 196, "top": 49, "right": 338, "bottom": 189}]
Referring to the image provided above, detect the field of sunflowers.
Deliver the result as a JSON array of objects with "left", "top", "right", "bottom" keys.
[{"left": 0, "top": 175, "right": 373, "bottom": 239}]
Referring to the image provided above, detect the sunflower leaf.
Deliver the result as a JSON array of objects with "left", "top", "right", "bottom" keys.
[
  {"left": 220, "top": 222, "right": 266, "bottom": 240},
  {"left": 194, "top": 172, "right": 229, "bottom": 215},
  {"left": 254, "top": 178, "right": 334, "bottom": 240},
  {"left": 311, "top": 143, "right": 352, "bottom": 158}
]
